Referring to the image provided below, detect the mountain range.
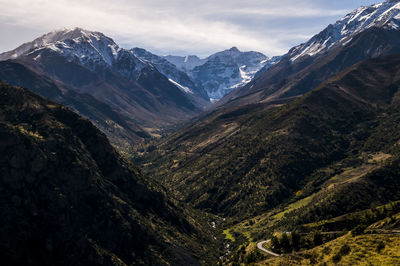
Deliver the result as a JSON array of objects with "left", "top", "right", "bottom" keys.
[
  {"left": 136, "top": 0, "right": 400, "bottom": 263},
  {"left": 220, "top": 0, "right": 400, "bottom": 107},
  {"left": 137, "top": 0, "right": 400, "bottom": 215},
  {"left": 0, "top": 28, "right": 275, "bottom": 148},
  {"left": 2, "top": 0, "right": 400, "bottom": 265},
  {"left": 163, "top": 47, "right": 280, "bottom": 102},
  {"left": 0, "top": 29, "right": 206, "bottom": 132}
]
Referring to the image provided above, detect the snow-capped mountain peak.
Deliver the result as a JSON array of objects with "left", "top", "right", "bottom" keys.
[
  {"left": 2, "top": 28, "right": 120, "bottom": 65},
  {"left": 131, "top": 47, "right": 209, "bottom": 101},
  {"left": 188, "top": 48, "right": 279, "bottom": 101},
  {"left": 290, "top": 0, "right": 400, "bottom": 62},
  {"left": 0, "top": 28, "right": 277, "bottom": 103},
  {"left": 33, "top": 27, "right": 113, "bottom": 46},
  {"left": 229, "top": 46, "right": 239, "bottom": 51},
  {"left": 0, "top": 28, "right": 151, "bottom": 79},
  {"left": 162, "top": 55, "right": 204, "bottom": 72},
  {"left": 31, "top": 28, "right": 121, "bottom": 66},
  {"left": 162, "top": 47, "right": 281, "bottom": 101}
]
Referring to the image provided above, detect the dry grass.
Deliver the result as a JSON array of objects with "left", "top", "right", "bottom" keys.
[{"left": 259, "top": 233, "right": 400, "bottom": 265}]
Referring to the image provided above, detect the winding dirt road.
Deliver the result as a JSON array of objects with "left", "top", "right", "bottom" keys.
[{"left": 256, "top": 240, "right": 281, "bottom": 257}]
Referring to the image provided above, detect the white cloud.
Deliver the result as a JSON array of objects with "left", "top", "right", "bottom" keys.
[{"left": 0, "top": 0, "right": 382, "bottom": 57}]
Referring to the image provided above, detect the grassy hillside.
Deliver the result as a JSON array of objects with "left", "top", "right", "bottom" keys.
[
  {"left": 134, "top": 54, "right": 400, "bottom": 264},
  {"left": 258, "top": 233, "right": 400, "bottom": 265},
  {"left": 138, "top": 54, "right": 400, "bottom": 222},
  {"left": 221, "top": 195, "right": 400, "bottom": 264}
]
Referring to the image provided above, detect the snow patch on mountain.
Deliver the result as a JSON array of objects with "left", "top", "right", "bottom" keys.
[
  {"left": 1, "top": 27, "right": 277, "bottom": 103},
  {"left": 164, "top": 47, "right": 280, "bottom": 101},
  {"left": 168, "top": 79, "right": 193, "bottom": 94},
  {"left": 132, "top": 48, "right": 209, "bottom": 100},
  {"left": 0, "top": 28, "right": 159, "bottom": 82},
  {"left": 2, "top": 28, "right": 119, "bottom": 64},
  {"left": 290, "top": 0, "right": 400, "bottom": 62},
  {"left": 163, "top": 55, "right": 205, "bottom": 72}
]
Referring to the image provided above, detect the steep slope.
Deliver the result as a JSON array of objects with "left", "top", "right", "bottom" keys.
[
  {"left": 0, "top": 28, "right": 204, "bottom": 131},
  {"left": 0, "top": 60, "right": 149, "bottom": 149},
  {"left": 0, "top": 28, "right": 120, "bottom": 62},
  {"left": 222, "top": 0, "right": 400, "bottom": 107},
  {"left": 131, "top": 47, "right": 210, "bottom": 106},
  {"left": 164, "top": 47, "right": 279, "bottom": 101},
  {"left": 0, "top": 28, "right": 146, "bottom": 80},
  {"left": 289, "top": 0, "right": 400, "bottom": 63},
  {"left": 192, "top": 47, "right": 272, "bottom": 101},
  {"left": 0, "top": 82, "right": 220, "bottom": 265},
  {"left": 138, "top": 54, "right": 400, "bottom": 220}
]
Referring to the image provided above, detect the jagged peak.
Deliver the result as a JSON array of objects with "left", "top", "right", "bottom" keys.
[
  {"left": 37, "top": 27, "right": 116, "bottom": 46},
  {"left": 130, "top": 47, "right": 154, "bottom": 59},
  {"left": 184, "top": 55, "right": 201, "bottom": 61},
  {"left": 228, "top": 46, "right": 240, "bottom": 52},
  {"left": 290, "top": 0, "right": 400, "bottom": 62},
  {"left": 131, "top": 47, "right": 146, "bottom": 52},
  {"left": 0, "top": 27, "right": 119, "bottom": 61}
]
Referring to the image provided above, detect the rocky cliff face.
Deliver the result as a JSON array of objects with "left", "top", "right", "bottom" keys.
[
  {"left": 164, "top": 47, "right": 279, "bottom": 101},
  {"left": 191, "top": 47, "right": 269, "bottom": 101},
  {"left": 131, "top": 47, "right": 210, "bottom": 105}
]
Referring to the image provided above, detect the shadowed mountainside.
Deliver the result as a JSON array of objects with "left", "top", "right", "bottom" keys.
[
  {"left": 0, "top": 60, "right": 150, "bottom": 149},
  {"left": 0, "top": 82, "right": 220, "bottom": 265}
]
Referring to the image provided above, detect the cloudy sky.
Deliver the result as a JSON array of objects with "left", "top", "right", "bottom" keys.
[{"left": 1, "top": 0, "right": 381, "bottom": 57}]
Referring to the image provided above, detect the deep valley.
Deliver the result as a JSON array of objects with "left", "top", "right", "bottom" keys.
[{"left": 2, "top": 0, "right": 400, "bottom": 265}]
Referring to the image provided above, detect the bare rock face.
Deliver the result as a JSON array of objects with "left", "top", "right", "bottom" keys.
[{"left": 164, "top": 47, "right": 278, "bottom": 101}]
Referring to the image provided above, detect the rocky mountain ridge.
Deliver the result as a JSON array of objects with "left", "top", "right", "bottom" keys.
[{"left": 163, "top": 47, "right": 280, "bottom": 101}]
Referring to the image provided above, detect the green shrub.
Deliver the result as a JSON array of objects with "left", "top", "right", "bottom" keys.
[
  {"left": 332, "top": 253, "right": 342, "bottom": 263},
  {"left": 376, "top": 241, "right": 385, "bottom": 253},
  {"left": 338, "top": 244, "right": 351, "bottom": 256},
  {"left": 322, "top": 246, "right": 331, "bottom": 255},
  {"left": 352, "top": 224, "right": 367, "bottom": 236},
  {"left": 332, "top": 244, "right": 351, "bottom": 263}
]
